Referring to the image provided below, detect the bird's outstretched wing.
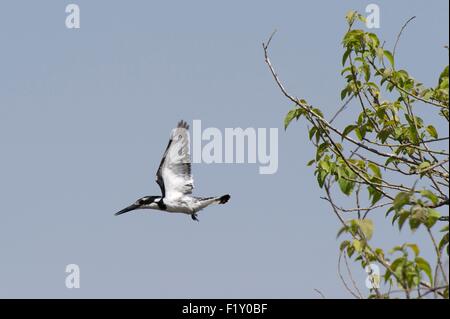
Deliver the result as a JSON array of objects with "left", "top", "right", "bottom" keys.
[{"left": 155, "top": 120, "right": 194, "bottom": 199}]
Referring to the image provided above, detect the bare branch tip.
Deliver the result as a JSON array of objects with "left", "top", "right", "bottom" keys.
[
  {"left": 263, "top": 29, "right": 278, "bottom": 50},
  {"left": 393, "top": 16, "right": 417, "bottom": 56}
]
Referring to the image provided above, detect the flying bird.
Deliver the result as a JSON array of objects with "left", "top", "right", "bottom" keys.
[{"left": 115, "top": 120, "right": 230, "bottom": 221}]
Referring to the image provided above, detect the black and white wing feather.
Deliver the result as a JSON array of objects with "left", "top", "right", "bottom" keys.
[{"left": 156, "top": 121, "right": 194, "bottom": 200}]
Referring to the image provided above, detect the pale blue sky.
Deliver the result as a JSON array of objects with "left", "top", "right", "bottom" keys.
[{"left": 0, "top": 0, "right": 448, "bottom": 298}]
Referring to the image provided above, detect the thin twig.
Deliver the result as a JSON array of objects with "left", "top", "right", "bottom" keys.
[
  {"left": 330, "top": 96, "right": 354, "bottom": 124},
  {"left": 313, "top": 288, "right": 326, "bottom": 299},
  {"left": 343, "top": 252, "right": 364, "bottom": 298},
  {"left": 338, "top": 250, "right": 362, "bottom": 298},
  {"left": 320, "top": 198, "right": 392, "bottom": 213},
  {"left": 426, "top": 227, "right": 449, "bottom": 287},
  {"left": 393, "top": 16, "right": 416, "bottom": 57}
]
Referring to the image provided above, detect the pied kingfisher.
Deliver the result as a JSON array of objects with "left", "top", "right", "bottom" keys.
[{"left": 115, "top": 120, "right": 230, "bottom": 221}]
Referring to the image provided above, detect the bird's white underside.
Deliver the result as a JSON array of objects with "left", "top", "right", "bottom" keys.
[{"left": 144, "top": 196, "right": 221, "bottom": 214}]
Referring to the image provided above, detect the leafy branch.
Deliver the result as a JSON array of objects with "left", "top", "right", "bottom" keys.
[{"left": 264, "top": 11, "right": 449, "bottom": 298}]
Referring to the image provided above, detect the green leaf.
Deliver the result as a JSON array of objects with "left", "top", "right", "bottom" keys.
[
  {"left": 406, "top": 243, "right": 420, "bottom": 257},
  {"left": 308, "top": 126, "right": 317, "bottom": 140},
  {"left": 312, "top": 108, "right": 324, "bottom": 118},
  {"left": 425, "top": 209, "right": 440, "bottom": 228},
  {"left": 337, "top": 167, "right": 355, "bottom": 196},
  {"left": 390, "top": 257, "right": 404, "bottom": 270},
  {"left": 355, "top": 127, "right": 364, "bottom": 141},
  {"left": 337, "top": 225, "right": 349, "bottom": 238},
  {"left": 319, "top": 160, "right": 330, "bottom": 173},
  {"left": 340, "top": 240, "right": 351, "bottom": 251},
  {"left": 284, "top": 109, "right": 301, "bottom": 130},
  {"left": 439, "top": 233, "right": 449, "bottom": 251},
  {"left": 341, "top": 67, "right": 352, "bottom": 76},
  {"left": 409, "top": 215, "right": 421, "bottom": 232},
  {"left": 426, "top": 125, "right": 438, "bottom": 139},
  {"left": 306, "top": 159, "right": 315, "bottom": 167},
  {"left": 415, "top": 257, "right": 433, "bottom": 285},
  {"left": 317, "top": 169, "right": 328, "bottom": 188},
  {"left": 368, "top": 163, "right": 382, "bottom": 179},
  {"left": 438, "top": 65, "right": 449, "bottom": 86},
  {"left": 340, "top": 87, "right": 348, "bottom": 100},
  {"left": 385, "top": 156, "right": 397, "bottom": 166},
  {"left": 357, "top": 14, "right": 366, "bottom": 24},
  {"left": 363, "top": 63, "right": 370, "bottom": 82},
  {"left": 367, "top": 33, "right": 380, "bottom": 49},
  {"left": 338, "top": 178, "right": 354, "bottom": 196},
  {"left": 374, "top": 248, "right": 385, "bottom": 260},
  {"left": 420, "top": 190, "right": 439, "bottom": 205},
  {"left": 393, "top": 192, "right": 411, "bottom": 211},
  {"left": 355, "top": 219, "right": 374, "bottom": 240},
  {"left": 347, "top": 245, "right": 355, "bottom": 258},
  {"left": 316, "top": 142, "right": 330, "bottom": 161},
  {"left": 342, "top": 49, "right": 351, "bottom": 66},
  {"left": 353, "top": 239, "right": 363, "bottom": 252},
  {"left": 345, "top": 10, "right": 357, "bottom": 25},
  {"left": 376, "top": 47, "right": 384, "bottom": 62},
  {"left": 342, "top": 125, "right": 357, "bottom": 140},
  {"left": 417, "top": 161, "right": 431, "bottom": 174},
  {"left": 369, "top": 187, "right": 382, "bottom": 206},
  {"left": 384, "top": 50, "right": 395, "bottom": 68},
  {"left": 397, "top": 211, "right": 410, "bottom": 231}
]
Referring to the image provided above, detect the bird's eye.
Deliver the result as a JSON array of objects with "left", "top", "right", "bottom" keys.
[{"left": 178, "top": 135, "right": 182, "bottom": 139}]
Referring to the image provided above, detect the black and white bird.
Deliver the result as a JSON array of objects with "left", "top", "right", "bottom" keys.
[{"left": 115, "top": 120, "right": 230, "bottom": 221}]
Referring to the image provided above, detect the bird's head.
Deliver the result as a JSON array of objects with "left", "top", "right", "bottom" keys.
[{"left": 115, "top": 196, "right": 160, "bottom": 216}]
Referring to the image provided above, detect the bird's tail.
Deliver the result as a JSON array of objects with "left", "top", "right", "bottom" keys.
[
  {"left": 194, "top": 195, "right": 230, "bottom": 213},
  {"left": 216, "top": 194, "right": 230, "bottom": 204}
]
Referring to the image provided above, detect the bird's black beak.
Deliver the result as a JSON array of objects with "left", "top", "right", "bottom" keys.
[{"left": 115, "top": 204, "right": 139, "bottom": 216}]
